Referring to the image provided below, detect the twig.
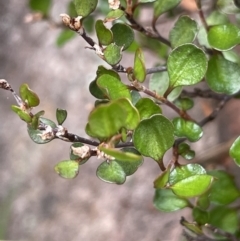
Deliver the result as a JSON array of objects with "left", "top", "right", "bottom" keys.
[
  {"left": 196, "top": 0, "right": 209, "bottom": 31},
  {"left": 182, "top": 89, "right": 226, "bottom": 100}
]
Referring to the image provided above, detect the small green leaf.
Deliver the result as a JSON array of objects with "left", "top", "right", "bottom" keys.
[
  {"left": 167, "top": 44, "right": 208, "bottom": 88},
  {"left": 95, "top": 20, "right": 113, "bottom": 46},
  {"left": 169, "top": 15, "right": 198, "bottom": 48},
  {"left": 31, "top": 110, "right": 45, "bottom": 129},
  {"left": 29, "top": 0, "right": 52, "bottom": 16},
  {"left": 96, "top": 160, "right": 126, "bottom": 184},
  {"left": 86, "top": 98, "right": 140, "bottom": 139},
  {"left": 192, "top": 207, "right": 209, "bottom": 225},
  {"left": 56, "top": 108, "right": 67, "bottom": 125},
  {"left": 133, "top": 114, "right": 174, "bottom": 161},
  {"left": 154, "top": 168, "right": 170, "bottom": 188},
  {"left": 181, "top": 150, "right": 195, "bottom": 160},
  {"left": 104, "top": 9, "right": 124, "bottom": 22},
  {"left": 209, "top": 206, "right": 239, "bottom": 234},
  {"left": 133, "top": 48, "right": 146, "bottom": 82},
  {"left": 153, "top": 0, "right": 181, "bottom": 19},
  {"left": 173, "top": 117, "right": 203, "bottom": 142},
  {"left": 206, "top": 10, "right": 230, "bottom": 26},
  {"left": 19, "top": 83, "right": 40, "bottom": 107},
  {"left": 178, "top": 143, "right": 190, "bottom": 154},
  {"left": 149, "top": 71, "right": 182, "bottom": 101},
  {"left": 135, "top": 98, "right": 162, "bottom": 119},
  {"left": 154, "top": 189, "right": 190, "bottom": 212},
  {"left": 208, "top": 23, "right": 240, "bottom": 51},
  {"left": 169, "top": 164, "right": 206, "bottom": 185},
  {"left": 99, "top": 146, "right": 142, "bottom": 162},
  {"left": 113, "top": 147, "right": 144, "bottom": 176},
  {"left": 54, "top": 160, "right": 79, "bottom": 179},
  {"left": 97, "top": 73, "right": 131, "bottom": 100},
  {"left": 74, "top": 0, "right": 98, "bottom": 17},
  {"left": 230, "top": 136, "right": 240, "bottom": 166},
  {"left": 208, "top": 170, "right": 240, "bottom": 205},
  {"left": 170, "top": 175, "right": 213, "bottom": 198},
  {"left": 27, "top": 117, "right": 56, "bottom": 144},
  {"left": 206, "top": 55, "right": 240, "bottom": 95},
  {"left": 104, "top": 43, "right": 122, "bottom": 65},
  {"left": 197, "top": 193, "right": 210, "bottom": 210},
  {"left": 174, "top": 97, "right": 194, "bottom": 111},
  {"left": 11, "top": 105, "right": 32, "bottom": 123},
  {"left": 70, "top": 142, "right": 89, "bottom": 165},
  {"left": 131, "top": 90, "right": 141, "bottom": 105},
  {"left": 111, "top": 23, "right": 134, "bottom": 50},
  {"left": 56, "top": 29, "right": 75, "bottom": 47},
  {"left": 68, "top": 0, "right": 77, "bottom": 16}
]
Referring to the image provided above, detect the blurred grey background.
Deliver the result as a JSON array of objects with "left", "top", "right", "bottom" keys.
[{"left": 0, "top": 1, "right": 239, "bottom": 240}]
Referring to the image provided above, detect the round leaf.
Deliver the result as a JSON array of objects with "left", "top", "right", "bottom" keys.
[
  {"left": 192, "top": 207, "right": 209, "bottom": 225},
  {"left": 111, "top": 23, "right": 134, "bottom": 50},
  {"left": 208, "top": 170, "right": 240, "bottom": 205},
  {"left": 154, "top": 168, "right": 170, "bottom": 188},
  {"left": 133, "top": 114, "right": 174, "bottom": 160},
  {"left": 173, "top": 117, "right": 203, "bottom": 142},
  {"left": 97, "top": 73, "right": 131, "bottom": 100},
  {"left": 74, "top": 0, "right": 98, "bottom": 17},
  {"left": 95, "top": 20, "right": 113, "bottom": 46},
  {"left": 54, "top": 160, "right": 79, "bottom": 179},
  {"left": 104, "top": 43, "right": 122, "bottom": 65},
  {"left": 154, "top": 189, "right": 190, "bottom": 212},
  {"left": 208, "top": 23, "right": 240, "bottom": 51},
  {"left": 169, "top": 15, "right": 198, "bottom": 48},
  {"left": 19, "top": 83, "right": 40, "bottom": 107},
  {"left": 135, "top": 98, "right": 162, "bottom": 120},
  {"left": 153, "top": 0, "right": 181, "bottom": 19},
  {"left": 167, "top": 44, "right": 208, "bottom": 88},
  {"left": 86, "top": 98, "right": 140, "bottom": 139},
  {"left": 230, "top": 136, "right": 240, "bottom": 166},
  {"left": 56, "top": 108, "right": 67, "bottom": 125},
  {"left": 206, "top": 55, "right": 240, "bottom": 95},
  {"left": 170, "top": 175, "right": 213, "bottom": 198},
  {"left": 104, "top": 9, "right": 124, "bottom": 22},
  {"left": 96, "top": 160, "right": 126, "bottom": 184},
  {"left": 174, "top": 97, "right": 194, "bottom": 111}
]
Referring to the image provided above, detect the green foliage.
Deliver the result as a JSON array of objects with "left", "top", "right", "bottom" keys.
[{"left": 3, "top": 1, "right": 240, "bottom": 240}]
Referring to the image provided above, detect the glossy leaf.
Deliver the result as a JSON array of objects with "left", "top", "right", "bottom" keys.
[
  {"left": 56, "top": 29, "right": 75, "bottom": 47},
  {"left": 104, "top": 9, "right": 124, "bottom": 22},
  {"left": 208, "top": 170, "right": 240, "bottom": 205},
  {"left": 11, "top": 105, "right": 32, "bottom": 123},
  {"left": 149, "top": 71, "right": 182, "bottom": 101},
  {"left": 209, "top": 206, "right": 239, "bottom": 234},
  {"left": 56, "top": 108, "right": 67, "bottom": 125},
  {"left": 208, "top": 23, "right": 240, "bottom": 51},
  {"left": 135, "top": 98, "right": 162, "bottom": 120},
  {"left": 169, "top": 15, "right": 198, "bottom": 48},
  {"left": 19, "top": 83, "right": 40, "bottom": 107},
  {"left": 206, "top": 55, "right": 240, "bottom": 95},
  {"left": 181, "top": 150, "right": 195, "bottom": 160},
  {"left": 133, "top": 114, "right": 174, "bottom": 161},
  {"left": 174, "top": 97, "right": 194, "bottom": 111},
  {"left": 27, "top": 117, "right": 56, "bottom": 144},
  {"left": 97, "top": 73, "right": 131, "bottom": 100},
  {"left": 114, "top": 147, "right": 144, "bottom": 176},
  {"left": 70, "top": 142, "right": 89, "bottom": 164},
  {"left": 173, "top": 117, "right": 203, "bottom": 142},
  {"left": 99, "top": 146, "right": 142, "bottom": 161},
  {"left": 154, "top": 168, "right": 170, "bottom": 188},
  {"left": 230, "top": 136, "right": 240, "bottom": 166},
  {"left": 74, "top": 0, "right": 98, "bottom": 17},
  {"left": 167, "top": 44, "right": 208, "bottom": 88},
  {"left": 95, "top": 20, "right": 113, "bottom": 46},
  {"left": 169, "top": 164, "right": 206, "bottom": 185},
  {"left": 133, "top": 48, "right": 146, "bottom": 82},
  {"left": 170, "top": 175, "right": 213, "bottom": 198},
  {"left": 54, "top": 160, "right": 79, "bottom": 179},
  {"left": 111, "top": 23, "right": 134, "bottom": 50},
  {"left": 153, "top": 0, "right": 181, "bottom": 19},
  {"left": 29, "top": 0, "right": 51, "bottom": 16},
  {"left": 86, "top": 98, "right": 140, "bottom": 139},
  {"left": 96, "top": 160, "right": 126, "bottom": 184},
  {"left": 154, "top": 189, "right": 190, "bottom": 212},
  {"left": 104, "top": 43, "right": 122, "bottom": 65}
]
